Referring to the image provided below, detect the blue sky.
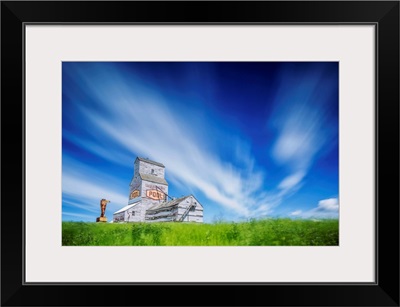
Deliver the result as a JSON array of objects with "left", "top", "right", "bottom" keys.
[{"left": 62, "top": 62, "right": 339, "bottom": 223}]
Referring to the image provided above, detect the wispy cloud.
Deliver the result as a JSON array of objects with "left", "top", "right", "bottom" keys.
[
  {"left": 62, "top": 199, "right": 98, "bottom": 213},
  {"left": 63, "top": 131, "right": 132, "bottom": 167},
  {"left": 63, "top": 66, "right": 270, "bottom": 218},
  {"left": 292, "top": 198, "right": 339, "bottom": 219},
  {"left": 62, "top": 63, "right": 338, "bottom": 221},
  {"left": 269, "top": 65, "right": 338, "bottom": 208},
  {"left": 272, "top": 104, "right": 327, "bottom": 171},
  {"left": 63, "top": 174, "right": 127, "bottom": 208},
  {"left": 277, "top": 171, "right": 306, "bottom": 194},
  {"left": 290, "top": 210, "right": 302, "bottom": 216},
  {"left": 316, "top": 198, "right": 339, "bottom": 211},
  {"left": 63, "top": 212, "right": 97, "bottom": 220},
  {"left": 62, "top": 156, "right": 128, "bottom": 215}
]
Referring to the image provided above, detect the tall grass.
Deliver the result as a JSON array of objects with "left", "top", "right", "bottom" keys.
[{"left": 62, "top": 218, "right": 338, "bottom": 246}]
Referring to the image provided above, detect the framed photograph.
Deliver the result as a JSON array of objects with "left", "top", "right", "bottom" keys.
[{"left": 1, "top": 1, "right": 399, "bottom": 306}]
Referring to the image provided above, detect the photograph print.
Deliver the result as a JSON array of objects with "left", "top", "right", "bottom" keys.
[{"left": 62, "top": 61, "right": 339, "bottom": 246}]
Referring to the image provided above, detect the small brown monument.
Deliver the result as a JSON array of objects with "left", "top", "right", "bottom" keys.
[{"left": 96, "top": 198, "right": 110, "bottom": 222}]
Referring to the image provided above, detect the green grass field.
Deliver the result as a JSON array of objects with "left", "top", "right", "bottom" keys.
[{"left": 62, "top": 218, "right": 339, "bottom": 246}]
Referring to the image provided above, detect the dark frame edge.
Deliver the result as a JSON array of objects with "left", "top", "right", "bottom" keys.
[
  {"left": 376, "top": 2, "right": 400, "bottom": 304},
  {"left": 1, "top": 1, "right": 25, "bottom": 306}
]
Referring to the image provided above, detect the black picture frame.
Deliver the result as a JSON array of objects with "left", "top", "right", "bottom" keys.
[{"left": 1, "top": 1, "right": 399, "bottom": 306}]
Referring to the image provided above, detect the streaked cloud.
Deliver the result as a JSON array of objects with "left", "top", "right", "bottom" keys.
[
  {"left": 63, "top": 212, "right": 97, "bottom": 220},
  {"left": 290, "top": 210, "right": 302, "bottom": 216},
  {"left": 63, "top": 65, "right": 269, "bottom": 218},
  {"left": 278, "top": 171, "right": 306, "bottom": 192},
  {"left": 62, "top": 199, "right": 98, "bottom": 213},
  {"left": 62, "top": 62, "right": 338, "bottom": 221},
  {"left": 317, "top": 198, "right": 339, "bottom": 211},
  {"left": 269, "top": 64, "right": 338, "bottom": 210},
  {"left": 295, "top": 198, "right": 339, "bottom": 219}
]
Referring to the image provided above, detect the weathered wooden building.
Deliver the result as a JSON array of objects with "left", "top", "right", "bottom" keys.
[
  {"left": 146, "top": 195, "right": 203, "bottom": 222},
  {"left": 113, "top": 157, "right": 203, "bottom": 223}
]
